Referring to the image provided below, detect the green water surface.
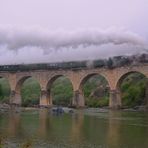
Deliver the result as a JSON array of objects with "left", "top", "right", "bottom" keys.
[{"left": 0, "top": 109, "right": 148, "bottom": 148}]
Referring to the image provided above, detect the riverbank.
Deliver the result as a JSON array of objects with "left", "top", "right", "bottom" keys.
[{"left": 0, "top": 103, "right": 148, "bottom": 115}]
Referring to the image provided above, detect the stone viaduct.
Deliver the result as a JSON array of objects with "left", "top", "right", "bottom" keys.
[{"left": 0, "top": 64, "right": 148, "bottom": 109}]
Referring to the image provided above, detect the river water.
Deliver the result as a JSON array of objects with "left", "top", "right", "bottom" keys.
[{"left": 0, "top": 109, "right": 148, "bottom": 148}]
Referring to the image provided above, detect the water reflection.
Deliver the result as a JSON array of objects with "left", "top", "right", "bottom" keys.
[
  {"left": 107, "top": 111, "right": 122, "bottom": 148},
  {"left": 70, "top": 112, "right": 84, "bottom": 143},
  {"left": 0, "top": 109, "right": 148, "bottom": 147},
  {"left": 7, "top": 111, "right": 21, "bottom": 137},
  {"left": 38, "top": 109, "right": 51, "bottom": 138}
]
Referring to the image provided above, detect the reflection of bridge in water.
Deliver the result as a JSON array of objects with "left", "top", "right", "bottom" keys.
[{"left": 0, "top": 64, "right": 148, "bottom": 109}]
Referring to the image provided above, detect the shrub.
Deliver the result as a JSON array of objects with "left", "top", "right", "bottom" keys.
[{"left": 86, "top": 97, "right": 109, "bottom": 108}]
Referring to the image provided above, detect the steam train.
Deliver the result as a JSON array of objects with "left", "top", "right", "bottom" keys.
[{"left": 0, "top": 54, "right": 148, "bottom": 72}]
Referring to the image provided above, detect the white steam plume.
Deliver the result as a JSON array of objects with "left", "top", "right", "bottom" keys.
[
  {"left": 0, "top": 26, "right": 147, "bottom": 65},
  {"left": 0, "top": 26, "right": 146, "bottom": 51}
]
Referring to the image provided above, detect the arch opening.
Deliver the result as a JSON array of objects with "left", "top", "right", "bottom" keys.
[
  {"left": 47, "top": 75, "right": 73, "bottom": 106},
  {"left": 80, "top": 74, "right": 109, "bottom": 108},
  {"left": 0, "top": 77, "right": 11, "bottom": 104},
  {"left": 16, "top": 77, "right": 41, "bottom": 107},
  {"left": 117, "top": 72, "right": 148, "bottom": 108}
]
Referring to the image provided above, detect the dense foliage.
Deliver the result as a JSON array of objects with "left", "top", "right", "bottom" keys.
[
  {"left": 0, "top": 78, "right": 10, "bottom": 103},
  {"left": 121, "top": 73, "right": 146, "bottom": 108},
  {"left": 51, "top": 77, "right": 73, "bottom": 106},
  {"left": 21, "top": 78, "right": 40, "bottom": 107},
  {"left": 83, "top": 75, "right": 109, "bottom": 107}
]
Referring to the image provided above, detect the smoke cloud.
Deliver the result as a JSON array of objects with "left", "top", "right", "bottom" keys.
[
  {"left": 0, "top": 26, "right": 147, "bottom": 65},
  {"left": 0, "top": 26, "right": 146, "bottom": 50}
]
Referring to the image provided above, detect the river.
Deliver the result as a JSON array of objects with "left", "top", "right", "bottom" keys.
[{"left": 0, "top": 109, "right": 148, "bottom": 148}]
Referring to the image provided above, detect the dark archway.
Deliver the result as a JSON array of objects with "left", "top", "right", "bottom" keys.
[
  {"left": 0, "top": 77, "right": 11, "bottom": 103},
  {"left": 79, "top": 74, "right": 109, "bottom": 107},
  {"left": 46, "top": 75, "right": 73, "bottom": 106},
  {"left": 116, "top": 71, "right": 147, "bottom": 108}
]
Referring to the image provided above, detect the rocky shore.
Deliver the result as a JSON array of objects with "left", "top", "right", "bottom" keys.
[{"left": 0, "top": 103, "right": 11, "bottom": 113}]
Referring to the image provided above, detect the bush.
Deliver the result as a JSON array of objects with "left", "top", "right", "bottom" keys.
[
  {"left": 86, "top": 97, "right": 109, "bottom": 108},
  {"left": 121, "top": 73, "right": 146, "bottom": 107}
]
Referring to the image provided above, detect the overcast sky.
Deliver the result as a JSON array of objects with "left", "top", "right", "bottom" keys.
[{"left": 0, "top": 0, "right": 148, "bottom": 64}]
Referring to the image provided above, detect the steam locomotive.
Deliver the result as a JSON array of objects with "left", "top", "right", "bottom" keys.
[{"left": 0, "top": 54, "right": 148, "bottom": 72}]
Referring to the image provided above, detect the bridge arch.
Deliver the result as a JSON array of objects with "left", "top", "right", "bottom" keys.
[
  {"left": 46, "top": 74, "right": 74, "bottom": 106},
  {"left": 115, "top": 70, "right": 148, "bottom": 108},
  {"left": 77, "top": 73, "right": 110, "bottom": 107},
  {"left": 116, "top": 70, "right": 147, "bottom": 89},
  {"left": 12, "top": 76, "right": 41, "bottom": 106},
  {"left": 79, "top": 73, "right": 110, "bottom": 90}
]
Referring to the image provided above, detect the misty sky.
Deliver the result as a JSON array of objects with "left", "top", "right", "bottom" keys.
[{"left": 0, "top": 0, "right": 148, "bottom": 64}]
